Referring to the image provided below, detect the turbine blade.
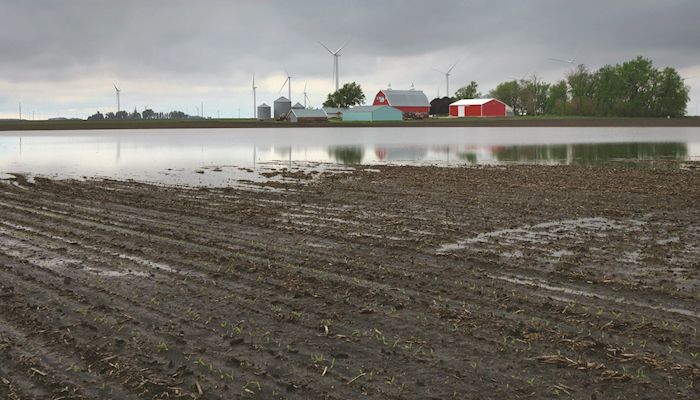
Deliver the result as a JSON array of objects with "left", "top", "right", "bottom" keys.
[
  {"left": 318, "top": 41, "right": 334, "bottom": 55},
  {"left": 279, "top": 77, "right": 289, "bottom": 93},
  {"left": 549, "top": 58, "right": 567, "bottom": 63},
  {"left": 252, "top": 72, "right": 255, "bottom": 87},
  {"left": 335, "top": 38, "right": 352, "bottom": 54},
  {"left": 447, "top": 59, "right": 460, "bottom": 74},
  {"left": 432, "top": 67, "right": 446, "bottom": 74}
]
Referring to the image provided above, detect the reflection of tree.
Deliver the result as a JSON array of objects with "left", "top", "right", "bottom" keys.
[
  {"left": 457, "top": 153, "right": 477, "bottom": 163},
  {"left": 329, "top": 146, "right": 364, "bottom": 164},
  {"left": 493, "top": 143, "right": 688, "bottom": 164}
]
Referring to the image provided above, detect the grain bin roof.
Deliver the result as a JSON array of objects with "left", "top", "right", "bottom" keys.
[
  {"left": 274, "top": 96, "right": 291, "bottom": 103},
  {"left": 382, "top": 90, "right": 429, "bottom": 107}
]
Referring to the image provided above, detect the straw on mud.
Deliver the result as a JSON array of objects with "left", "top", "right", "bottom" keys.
[
  {"left": 347, "top": 372, "right": 366, "bottom": 385},
  {"left": 30, "top": 368, "right": 47, "bottom": 377}
]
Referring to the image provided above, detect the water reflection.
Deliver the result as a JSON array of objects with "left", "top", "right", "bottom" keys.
[
  {"left": 326, "top": 142, "right": 690, "bottom": 165},
  {"left": 329, "top": 146, "right": 364, "bottom": 165},
  {"left": 0, "top": 127, "right": 698, "bottom": 186}
]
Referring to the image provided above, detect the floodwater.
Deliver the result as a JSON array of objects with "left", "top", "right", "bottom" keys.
[{"left": 1, "top": 126, "right": 699, "bottom": 186}]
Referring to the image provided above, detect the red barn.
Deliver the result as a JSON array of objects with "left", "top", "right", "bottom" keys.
[
  {"left": 373, "top": 89, "right": 430, "bottom": 117},
  {"left": 449, "top": 98, "right": 510, "bottom": 117}
]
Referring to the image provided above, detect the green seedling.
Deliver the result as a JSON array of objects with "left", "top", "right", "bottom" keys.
[{"left": 156, "top": 341, "right": 168, "bottom": 353}]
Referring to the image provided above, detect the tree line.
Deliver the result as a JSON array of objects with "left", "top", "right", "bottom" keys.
[
  {"left": 448, "top": 56, "right": 689, "bottom": 117},
  {"left": 87, "top": 109, "right": 192, "bottom": 121}
]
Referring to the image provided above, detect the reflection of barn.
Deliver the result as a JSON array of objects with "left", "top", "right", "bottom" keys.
[
  {"left": 373, "top": 89, "right": 430, "bottom": 117},
  {"left": 449, "top": 98, "right": 510, "bottom": 117},
  {"left": 374, "top": 146, "right": 429, "bottom": 161}
]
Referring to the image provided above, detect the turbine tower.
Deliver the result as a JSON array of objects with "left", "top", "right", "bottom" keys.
[
  {"left": 113, "top": 84, "right": 121, "bottom": 113},
  {"left": 252, "top": 73, "right": 257, "bottom": 119},
  {"left": 280, "top": 68, "right": 293, "bottom": 102},
  {"left": 303, "top": 81, "right": 309, "bottom": 108},
  {"left": 432, "top": 59, "right": 460, "bottom": 98},
  {"left": 318, "top": 39, "right": 350, "bottom": 92}
]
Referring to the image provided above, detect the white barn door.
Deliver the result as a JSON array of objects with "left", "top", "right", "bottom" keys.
[{"left": 458, "top": 106, "right": 465, "bottom": 117}]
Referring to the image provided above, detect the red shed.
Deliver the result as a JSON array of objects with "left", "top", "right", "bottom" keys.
[
  {"left": 449, "top": 98, "right": 510, "bottom": 117},
  {"left": 373, "top": 89, "right": 430, "bottom": 117}
]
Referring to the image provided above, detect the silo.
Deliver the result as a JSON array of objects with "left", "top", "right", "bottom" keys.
[
  {"left": 257, "top": 103, "right": 271, "bottom": 120},
  {"left": 273, "top": 96, "right": 292, "bottom": 119},
  {"left": 292, "top": 102, "right": 305, "bottom": 109}
]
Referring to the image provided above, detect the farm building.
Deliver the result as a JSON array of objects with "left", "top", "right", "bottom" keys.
[
  {"left": 342, "top": 105, "right": 403, "bottom": 122},
  {"left": 286, "top": 108, "right": 328, "bottom": 123},
  {"left": 323, "top": 107, "right": 346, "bottom": 119},
  {"left": 292, "top": 102, "right": 305, "bottom": 109},
  {"left": 449, "top": 98, "right": 510, "bottom": 118},
  {"left": 373, "top": 89, "right": 430, "bottom": 117},
  {"left": 430, "top": 97, "right": 454, "bottom": 116}
]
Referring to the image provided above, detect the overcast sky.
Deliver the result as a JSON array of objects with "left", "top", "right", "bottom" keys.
[{"left": 1, "top": 0, "right": 699, "bottom": 119}]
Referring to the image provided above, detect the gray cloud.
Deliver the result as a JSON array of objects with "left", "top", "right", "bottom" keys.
[{"left": 1, "top": 0, "right": 699, "bottom": 117}]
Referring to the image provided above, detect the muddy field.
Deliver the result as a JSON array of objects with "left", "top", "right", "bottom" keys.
[{"left": 0, "top": 164, "right": 699, "bottom": 399}]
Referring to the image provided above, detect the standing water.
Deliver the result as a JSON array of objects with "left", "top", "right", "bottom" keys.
[{"left": 1, "top": 126, "right": 698, "bottom": 187}]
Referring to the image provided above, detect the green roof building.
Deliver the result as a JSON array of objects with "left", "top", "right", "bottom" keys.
[{"left": 341, "top": 105, "right": 403, "bottom": 122}]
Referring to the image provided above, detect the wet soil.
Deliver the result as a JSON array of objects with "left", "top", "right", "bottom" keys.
[{"left": 0, "top": 164, "right": 699, "bottom": 399}]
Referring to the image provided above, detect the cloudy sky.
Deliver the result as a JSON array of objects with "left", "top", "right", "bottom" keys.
[{"left": 1, "top": 0, "right": 699, "bottom": 119}]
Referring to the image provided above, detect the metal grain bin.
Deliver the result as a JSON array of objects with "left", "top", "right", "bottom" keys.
[
  {"left": 257, "top": 103, "right": 271, "bottom": 120},
  {"left": 273, "top": 96, "right": 292, "bottom": 119}
]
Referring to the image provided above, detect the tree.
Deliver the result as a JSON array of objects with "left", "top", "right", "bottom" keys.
[
  {"left": 566, "top": 64, "right": 595, "bottom": 115},
  {"left": 323, "top": 82, "right": 365, "bottom": 108},
  {"left": 105, "top": 112, "right": 116, "bottom": 120},
  {"left": 653, "top": 67, "right": 689, "bottom": 117},
  {"left": 489, "top": 80, "right": 523, "bottom": 115},
  {"left": 142, "top": 109, "right": 155, "bottom": 119},
  {"left": 454, "top": 81, "right": 481, "bottom": 100},
  {"left": 547, "top": 80, "right": 568, "bottom": 115},
  {"left": 115, "top": 110, "right": 128, "bottom": 120},
  {"left": 129, "top": 108, "right": 142, "bottom": 119},
  {"left": 87, "top": 111, "right": 104, "bottom": 121},
  {"left": 169, "top": 110, "right": 187, "bottom": 119}
]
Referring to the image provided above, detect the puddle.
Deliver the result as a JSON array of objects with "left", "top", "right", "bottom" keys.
[
  {"left": 436, "top": 217, "right": 646, "bottom": 253},
  {"left": 490, "top": 274, "right": 698, "bottom": 318}
]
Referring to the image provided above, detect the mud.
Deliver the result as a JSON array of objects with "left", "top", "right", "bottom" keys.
[{"left": 0, "top": 164, "right": 699, "bottom": 399}]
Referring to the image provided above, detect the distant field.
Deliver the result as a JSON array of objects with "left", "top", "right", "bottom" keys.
[{"left": 1, "top": 117, "right": 699, "bottom": 131}]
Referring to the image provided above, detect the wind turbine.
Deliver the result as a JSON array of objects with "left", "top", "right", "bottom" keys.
[
  {"left": 303, "top": 81, "right": 309, "bottom": 108},
  {"left": 279, "top": 67, "right": 293, "bottom": 102},
  {"left": 549, "top": 56, "right": 578, "bottom": 67},
  {"left": 432, "top": 59, "right": 460, "bottom": 98},
  {"left": 252, "top": 73, "right": 258, "bottom": 119},
  {"left": 318, "top": 39, "right": 350, "bottom": 92},
  {"left": 113, "top": 83, "right": 121, "bottom": 112}
]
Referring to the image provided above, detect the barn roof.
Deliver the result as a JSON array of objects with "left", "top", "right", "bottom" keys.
[
  {"left": 450, "top": 98, "right": 502, "bottom": 106},
  {"left": 380, "top": 90, "right": 430, "bottom": 107},
  {"left": 323, "top": 107, "right": 347, "bottom": 114},
  {"left": 289, "top": 108, "right": 327, "bottom": 118}
]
